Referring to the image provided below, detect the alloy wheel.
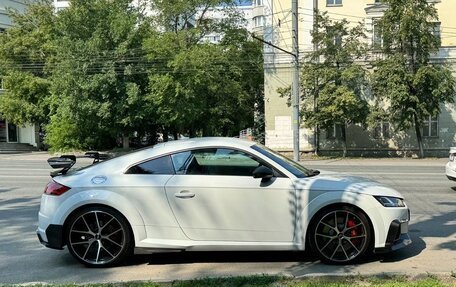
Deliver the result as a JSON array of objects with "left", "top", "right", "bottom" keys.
[
  {"left": 314, "top": 210, "right": 368, "bottom": 263},
  {"left": 68, "top": 210, "right": 126, "bottom": 265}
]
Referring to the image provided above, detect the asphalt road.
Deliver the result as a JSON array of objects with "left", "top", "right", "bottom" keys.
[{"left": 0, "top": 153, "right": 455, "bottom": 284}]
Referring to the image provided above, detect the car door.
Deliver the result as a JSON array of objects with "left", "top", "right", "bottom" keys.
[{"left": 164, "top": 148, "right": 296, "bottom": 242}]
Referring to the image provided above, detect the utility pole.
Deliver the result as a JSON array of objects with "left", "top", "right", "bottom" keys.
[
  {"left": 313, "top": 0, "right": 319, "bottom": 155},
  {"left": 292, "top": 0, "right": 300, "bottom": 161}
]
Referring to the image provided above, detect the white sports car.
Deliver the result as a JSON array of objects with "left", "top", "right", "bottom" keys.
[
  {"left": 446, "top": 147, "right": 456, "bottom": 181},
  {"left": 37, "top": 137, "right": 411, "bottom": 267}
]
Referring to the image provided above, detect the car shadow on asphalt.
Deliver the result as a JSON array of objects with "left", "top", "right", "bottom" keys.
[
  {"left": 125, "top": 250, "right": 317, "bottom": 266},
  {"left": 122, "top": 234, "right": 426, "bottom": 267}
]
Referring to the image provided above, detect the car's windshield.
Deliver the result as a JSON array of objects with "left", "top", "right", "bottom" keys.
[{"left": 251, "top": 144, "right": 313, "bottom": 178}]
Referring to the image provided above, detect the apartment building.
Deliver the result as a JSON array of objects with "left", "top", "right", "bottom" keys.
[{"left": 262, "top": 0, "right": 456, "bottom": 156}]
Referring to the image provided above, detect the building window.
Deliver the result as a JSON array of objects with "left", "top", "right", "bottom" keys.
[
  {"left": 254, "top": 0, "right": 263, "bottom": 6},
  {"left": 373, "top": 121, "right": 390, "bottom": 139},
  {"left": 431, "top": 22, "right": 441, "bottom": 43},
  {"left": 327, "top": 0, "right": 342, "bottom": 6},
  {"left": 254, "top": 16, "right": 265, "bottom": 27},
  {"left": 373, "top": 19, "right": 383, "bottom": 49},
  {"left": 334, "top": 34, "right": 342, "bottom": 47},
  {"left": 327, "top": 124, "right": 343, "bottom": 139},
  {"left": 423, "top": 116, "right": 438, "bottom": 137}
]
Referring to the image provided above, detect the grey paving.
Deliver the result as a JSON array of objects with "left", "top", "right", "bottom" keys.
[{"left": 0, "top": 154, "right": 455, "bottom": 284}]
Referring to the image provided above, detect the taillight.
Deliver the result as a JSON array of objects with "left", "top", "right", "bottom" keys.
[{"left": 44, "top": 180, "right": 71, "bottom": 196}]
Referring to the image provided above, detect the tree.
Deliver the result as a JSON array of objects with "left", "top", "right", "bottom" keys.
[
  {"left": 371, "top": 0, "right": 455, "bottom": 158},
  {"left": 46, "top": 0, "right": 154, "bottom": 150},
  {"left": 0, "top": 0, "right": 56, "bottom": 127},
  {"left": 291, "top": 13, "right": 369, "bottom": 157},
  {"left": 0, "top": 0, "right": 263, "bottom": 150},
  {"left": 144, "top": 1, "right": 263, "bottom": 138}
]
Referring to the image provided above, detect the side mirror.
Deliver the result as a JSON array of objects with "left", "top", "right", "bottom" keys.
[{"left": 253, "top": 166, "right": 274, "bottom": 182}]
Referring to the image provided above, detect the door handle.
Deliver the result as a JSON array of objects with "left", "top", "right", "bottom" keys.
[{"left": 174, "top": 190, "right": 195, "bottom": 199}]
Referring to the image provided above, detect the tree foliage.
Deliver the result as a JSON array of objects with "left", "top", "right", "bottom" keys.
[
  {"left": 0, "top": 0, "right": 56, "bottom": 126},
  {"left": 298, "top": 13, "right": 369, "bottom": 156},
  {"left": 46, "top": 0, "right": 153, "bottom": 150},
  {"left": 145, "top": 26, "right": 262, "bottom": 138},
  {"left": 372, "top": 0, "right": 455, "bottom": 158},
  {"left": 0, "top": 0, "right": 264, "bottom": 150}
]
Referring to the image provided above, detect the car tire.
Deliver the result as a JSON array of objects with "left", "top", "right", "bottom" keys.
[
  {"left": 309, "top": 205, "right": 372, "bottom": 264},
  {"left": 65, "top": 206, "right": 132, "bottom": 267}
]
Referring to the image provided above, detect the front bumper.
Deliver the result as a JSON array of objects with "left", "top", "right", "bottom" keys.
[
  {"left": 37, "top": 224, "right": 65, "bottom": 250},
  {"left": 375, "top": 218, "right": 411, "bottom": 253}
]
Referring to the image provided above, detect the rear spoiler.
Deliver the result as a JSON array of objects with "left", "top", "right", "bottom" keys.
[{"left": 47, "top": 152, "right": 110, "bottom": 177}]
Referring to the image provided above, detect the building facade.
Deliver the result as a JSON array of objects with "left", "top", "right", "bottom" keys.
[{"left": 262, "top": 0, "right": 456, "bottom": 156}]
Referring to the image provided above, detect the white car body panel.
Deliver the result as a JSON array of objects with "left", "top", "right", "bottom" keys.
[
  {"left": 446, "top": 147, "right": 456, "bottom": 180},
  {"left": 37, "top": 137, "right": 411, "bottom": 260},
  {"left": 165, "top": 175, "right": 295, "bottom": 242}
]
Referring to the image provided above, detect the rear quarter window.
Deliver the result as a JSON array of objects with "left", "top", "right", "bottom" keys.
[{"left": 125, "top": 155, "right": 174, "bottom": 175}]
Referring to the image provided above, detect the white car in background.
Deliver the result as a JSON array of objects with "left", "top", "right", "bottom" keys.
[
  {"left": 446, "top": 147, "right": 456, "bottom": 181},
  {"left": 37, "top": 137, "right": 411, "bottom": 267}
]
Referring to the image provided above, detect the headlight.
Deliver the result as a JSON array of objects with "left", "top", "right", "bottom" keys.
[
  {"left": 450, "top": 153, "right": 455, "bottom": 162},
  {"left": 374, "top": 196, "right": 405, "bottom": 207}
]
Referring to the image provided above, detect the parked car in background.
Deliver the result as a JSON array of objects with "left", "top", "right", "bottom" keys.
[
  {"left": 446, "top": 147, "right": 456, "bottom": 181},
  {"left": 38, "top": 137, "right": 411, "bottom": 267}
]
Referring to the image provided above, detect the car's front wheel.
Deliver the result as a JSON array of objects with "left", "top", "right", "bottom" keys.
[
  {"left": 66, "top": 206, "right": 132, "bottom": 267},
  {"left": 310, "top": 206, "right": 372, "bottom": 264}
]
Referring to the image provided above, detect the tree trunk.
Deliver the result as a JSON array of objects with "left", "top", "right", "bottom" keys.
[
  {"left": 341, "top": 125, "right": 347, "bottom": 158},
  {"left": 202, "top": 127, "right": 209, "bottom": 137},
  {"left": 414, "top": 114, "right": 425, "bottom": 158},
  {"left": 163, "top": 131, "right": 169, "bottom": 142},
  {"left": 173, "top": 131, "right": 178, "bottom": 141},
  {"left": 122, "top": 136, "right": 129, "bottom": 149},
  {"left": 315, "top": 125, "right": 320, "bottom": 156}
]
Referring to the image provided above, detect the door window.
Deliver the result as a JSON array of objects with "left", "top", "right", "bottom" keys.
[{"left": 171, "top": 148, "right": 264, "bottom": 176}]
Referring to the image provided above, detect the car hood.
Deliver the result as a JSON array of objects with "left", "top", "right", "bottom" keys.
[{"left": 295, "top": 169, "right": 404, "bottom": 198}]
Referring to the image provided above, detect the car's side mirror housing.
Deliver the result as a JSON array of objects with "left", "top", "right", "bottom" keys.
[{"left": 253, "top": 166, "right": 274, "bottom": 182}]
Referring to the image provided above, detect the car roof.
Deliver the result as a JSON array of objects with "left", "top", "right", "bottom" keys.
[{"left": 83, "top": 137, "right": 258, "bottom": 175}]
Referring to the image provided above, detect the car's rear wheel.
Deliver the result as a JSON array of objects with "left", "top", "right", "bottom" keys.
[
  {"left": 310, "top": 205, "right": 372, "bottom": 264},
  {"left": 66, "top": 206, "right": 132, "bottom": 267}
]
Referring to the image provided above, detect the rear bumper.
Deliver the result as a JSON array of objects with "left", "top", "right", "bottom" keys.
[
  {"left": 37, "top": 224, "right": 64, "bottom": 250},
  {"left": 374, "top": 219, "right": 411, "bottom": 253}
]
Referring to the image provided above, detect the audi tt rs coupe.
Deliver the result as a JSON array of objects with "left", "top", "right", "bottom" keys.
[{"left": 37, "top": 137, "right": 411, "bottom": 266}]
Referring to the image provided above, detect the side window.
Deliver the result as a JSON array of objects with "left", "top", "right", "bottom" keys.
[
  {"left": 125, "top": 155, "right": 174, "bottom": 175},
  {"left": 171, "top": 148, "right": 266, "bottom": 176}
]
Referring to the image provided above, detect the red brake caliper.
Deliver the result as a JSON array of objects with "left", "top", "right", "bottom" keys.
[
  {"left": 347, "top": 218, "right": 360, "bottom": 248},
  {"left": 347, "top": 219, "right": 357, "bottom": 237}
]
